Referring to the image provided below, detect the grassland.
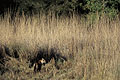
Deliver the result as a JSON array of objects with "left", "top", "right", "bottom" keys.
[{"left": 0, "top": 14, "right": 120, "bottom": 80}]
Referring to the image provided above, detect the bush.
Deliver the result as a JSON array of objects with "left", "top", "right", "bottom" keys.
[{"left": 0, "top": 0, "right": 120, "bottom": 17}]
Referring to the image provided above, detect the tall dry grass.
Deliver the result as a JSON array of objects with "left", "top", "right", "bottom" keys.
[{"left": 0, "top": 14, "right": 120, "bottom": 80}]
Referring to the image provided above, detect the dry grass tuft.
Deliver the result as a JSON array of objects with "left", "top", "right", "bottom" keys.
[{"left": 0, "top": 14, "right": 120, "bottom": 80}]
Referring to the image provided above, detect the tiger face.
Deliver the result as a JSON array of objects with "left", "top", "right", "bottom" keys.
[{"left": 38, "top": 58, "right": 46, "bottom": 65}]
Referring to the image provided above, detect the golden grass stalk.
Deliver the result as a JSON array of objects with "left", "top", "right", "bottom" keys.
[{"left": 0, "top": 14, "right": 119, "bottom": 80}]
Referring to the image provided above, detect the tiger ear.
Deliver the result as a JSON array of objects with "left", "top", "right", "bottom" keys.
[{"left": 42, "top": 58, "right": 44, "bottom": 60}]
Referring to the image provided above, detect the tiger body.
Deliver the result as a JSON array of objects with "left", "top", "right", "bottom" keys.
[{"left": 33, "top": 58, "right": 46, "bottom": 72}]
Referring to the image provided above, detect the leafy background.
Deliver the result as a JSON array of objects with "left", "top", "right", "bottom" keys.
[{"left": 0, "top": 0, "right": 120, "bottom": 17}]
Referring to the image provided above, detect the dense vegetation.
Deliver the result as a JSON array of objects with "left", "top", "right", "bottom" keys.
[
  {"left": 0, "top": 14, "right": 120, "bottom": 80},
  {"left": 0, "top": 0, "right": 120, "bottom": 80},
  {"left": 0, "top": 0, "right": 120, "bottom": 17}
]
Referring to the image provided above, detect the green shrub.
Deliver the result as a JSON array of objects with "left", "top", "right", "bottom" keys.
[{"left": 0, "top": 0, "right": 120, "bottom": 17}]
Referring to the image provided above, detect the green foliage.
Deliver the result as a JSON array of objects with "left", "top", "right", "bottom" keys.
[
  {"left": 15, "top": 0, "right": 47, "bottom": 14},
  {"left": 84, "top": 0, "right": 120, "bottom": 18},
  {"left": 85, "top": 0, "right": 103, "bottom": 12},
  {"left": 104, "top": 7, "right": 118, "bottom": 18},
  {"left": 14, "top": 0, "right": 84, "bottom": 15},
  {"left": 0, "top": 0, "right": 120, "bottom": 17}
]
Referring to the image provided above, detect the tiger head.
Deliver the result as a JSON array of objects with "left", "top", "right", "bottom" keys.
[{"left": 38, "top": 58, "right": 46, "bottom": 65}]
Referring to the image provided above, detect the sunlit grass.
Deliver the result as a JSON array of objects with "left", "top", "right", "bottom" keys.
[{"left": 0, "top": 14, "right": 120, "bottom": 80}]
